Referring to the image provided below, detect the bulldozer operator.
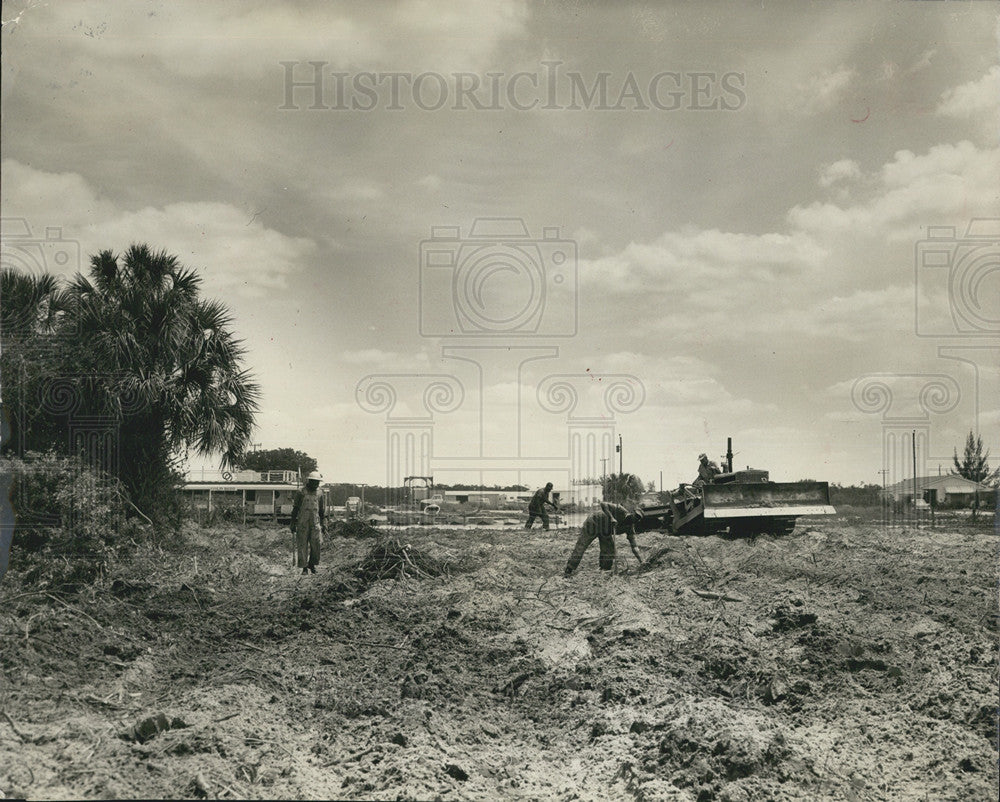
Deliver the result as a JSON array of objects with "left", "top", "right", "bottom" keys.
[
  {"left": 693, "top": 453, "right": 721, "bottom": 488},
  {"left": 564, "top": 501, "right": 643, "bottom": 576}
]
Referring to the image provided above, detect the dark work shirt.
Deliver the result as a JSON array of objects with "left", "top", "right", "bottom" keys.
[{"left": 529, "top": 488, "right": 553, "bottom": 512}]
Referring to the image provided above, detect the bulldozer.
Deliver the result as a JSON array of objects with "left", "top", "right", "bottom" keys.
[{"left": 636, "top": 438, "right": 836, "bottom": 537}]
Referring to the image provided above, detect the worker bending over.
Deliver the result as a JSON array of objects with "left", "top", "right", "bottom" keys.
[{"left": 564, "top": 501, "right": 643, "bottom": 576}]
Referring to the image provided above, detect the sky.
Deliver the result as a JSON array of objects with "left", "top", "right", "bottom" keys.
[{"left": 2, "top": 1, "right": 998, "bottom": 493}]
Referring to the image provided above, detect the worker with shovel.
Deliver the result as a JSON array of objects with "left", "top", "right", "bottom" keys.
[
  {"left": 525, "top": 482, "right": 559, "bottom": 530},
  {"left": 290, "top": 471, "right": 327, "bottom": 575},
  {"left": 564, "top": 501, "right": 643, "bottom": 576}
]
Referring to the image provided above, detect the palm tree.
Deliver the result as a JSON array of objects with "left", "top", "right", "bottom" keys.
[
  {"left": 1, "top": 268, "right": 73, "bottom": 455},
  {"left": 603, "top": 472, "right": 646, "bottom": 506},
  {"left": 0, "top": 267, "right": 67, "bottom": 340},
  {"left": 63, "top": 245, "right": 260, "bottom": 518}
]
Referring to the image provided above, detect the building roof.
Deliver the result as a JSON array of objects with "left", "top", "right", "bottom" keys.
[
  {"left": 888, "top": 474, "right": 995, "bottom": 493},
  {"left": 183, "top": 469, "right": 300, "bottom": 484},
  {"left": 181, "top": 482, "right": 300, "bottom": 492}
]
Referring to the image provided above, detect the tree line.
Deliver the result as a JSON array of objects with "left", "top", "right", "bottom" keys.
[{"left": 2, "top": 246, "right": 260, "bottom": 531}]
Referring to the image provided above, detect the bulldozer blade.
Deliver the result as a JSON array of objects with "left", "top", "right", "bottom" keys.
[{"left": 703, "top": 481, "right": 835, "bottom": 519}]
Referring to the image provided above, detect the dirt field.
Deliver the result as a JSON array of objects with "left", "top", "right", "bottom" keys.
[{"left": 2, "top": 512, "right": 997, "bottom": 800}]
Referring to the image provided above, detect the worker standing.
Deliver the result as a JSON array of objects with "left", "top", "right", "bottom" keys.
[
  {"left": 564, "top": 501, "right": 643, "bottom": 576},
  {"left": 525, "top": 482, "right": 559, "bottom": 530},
  {"left": 290, "top": 471, "right": 326, "bottom": 575}
]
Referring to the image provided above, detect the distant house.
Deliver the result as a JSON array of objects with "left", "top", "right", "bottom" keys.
[
  {"left": 887, "top": 474, "right": 996, "bottom": 508},
  {"left": 442, "top": 490, "right": 514, "bottom": 508},
  {"left": 566, "top": 484, "right": 604, "bottom": 507},
  {"left": 179, "top": 469, "right": 317, "bottom": 520},
  {"left": 439, "top": 487, "right": 596, "bottom": 508}
]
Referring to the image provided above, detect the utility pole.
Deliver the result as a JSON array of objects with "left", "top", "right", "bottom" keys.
[
  {"left": 878, "top": 468, "right": 889, "bottom": 526},
  {"left": 601, "top": 457, "right": 608, "bottom": 502},
  {"left": 617, "top": 434, "right": 623, "bottom": 475},
  {"left": 912, "top": 430, "right": 919, "bottom": 525}
]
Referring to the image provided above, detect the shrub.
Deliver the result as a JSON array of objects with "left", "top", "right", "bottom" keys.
[{"left": 3, "top": 451, "right": 152, "bottom": 587}]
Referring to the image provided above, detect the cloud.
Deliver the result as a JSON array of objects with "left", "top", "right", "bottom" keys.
[
  {"left": 571, "top": 227, "right": 600, "bottom": 249},
  {"left": 6, "top": 0, "right": 529, "bottom": 80},
  {"left": 936, "top": 65, "right": 1000, "bottom": 119},
  {"left": 392, "top": 0, "right": 530, "bottom": 73},
  {"left": 788, "top": 141, "right": 1000, "bottom": 238},
  {"left": 823, "top": 371, "right": 974, "bottom": 433},
  {"left": 646, "top": 285, "right": 914, "bottom": 345},
  {"left": 0, "top": 159, "right": 117, "bottom": 227},
  {"left": 878, "top": 61, "right": 898, "bottom": 82},
  {"left": 762, "top": 286, "right": 914, "bottom": 342},
  {"left": 796, "top": 65, "right": 857, "bottom": 114},
  {"left": 308, "top": 401, "right": 363, "bottom": 420},
  {"left": 417, "top": 174, "right": 443, "bottom": 192},
  {"left": 819, "top": 159, "right": 862, "bottom": 188},
  {"left": 1, "top": 160, "right": 317, "bottom": 296},
  {"left": 340, "top": 348, "right": 403, "bottom": 366},
  {"left": 906, "top": 48, "right": 937, "bottom": 76},
  {"left": 339, "top": 349, "right": 438, "bottom": 370},
  {"left": 581, "top": 228, "right": 828, "bottom": 294},
  {"left": 574, "top": 139, "right": 997, "bottom": 348},
  {"left": 322, "top": 179, "right": 384, "bottom": 202},
  {"left": 526, "top": 352, "right": 774, "bottom": 418}
]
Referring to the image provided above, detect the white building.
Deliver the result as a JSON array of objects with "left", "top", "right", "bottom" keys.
[
  {"left": 887, "top": 474, "right": 996, "bottom": 507},
  {"left": 179, "top": 469, "right": 316, "bottom": 521}
]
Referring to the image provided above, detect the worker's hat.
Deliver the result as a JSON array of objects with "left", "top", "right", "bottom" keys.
[
  {"left": 306, "top": 471, "right": 323, "bottom": 482},
  {"left": 698, "top": 453, "right": 708, "bottom": 460}
]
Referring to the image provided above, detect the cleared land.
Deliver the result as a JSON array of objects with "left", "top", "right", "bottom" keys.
[{"left": 1, "top": 512, "right": 997, "bottom": 800}]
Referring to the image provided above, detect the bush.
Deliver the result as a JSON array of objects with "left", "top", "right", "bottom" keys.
[{"left": 3, "top": 451, "right": 153, "bottom": 587}]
